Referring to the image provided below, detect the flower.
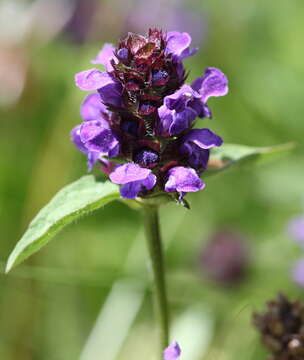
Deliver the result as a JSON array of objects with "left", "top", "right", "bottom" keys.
[
  {"left": 163, "top": 342, "right": 181, "bottom": 360},
  {"left": 180, "top": 129, "right": 223, "bottom": 170},
  {"left": 287, "top": 216, "right": 304, "bottom": 245},
  {"left": 165, "top": 31, "right": 197, "bottom": 60},
  {"left": 72, "top": 28, "right": 228, "bottom": 201},
  {"left": 109, "top": 163, "right": 156, "bottom": 199},
  {"left": 199, "top": 229, "right": 249, "bottom": 286},
  {"left": 91, "top": 43, "right": 117, "bottom": 71},
  {"left": 292, "top": 258, "right": 304, "bottom": 287},
  {"left": 253, "top": 294, "right": 304, "bottom": 360}
]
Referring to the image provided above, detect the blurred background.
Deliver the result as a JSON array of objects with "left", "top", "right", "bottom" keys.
[{"left": 0, "top": 0, "right": 304, "bottom": 359}]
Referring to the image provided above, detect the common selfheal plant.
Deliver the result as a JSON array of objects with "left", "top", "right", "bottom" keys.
[
  {"left": 72, "top": 29, "right": 227, "bottom": 202},
  {"left": 6, "top": 28, "right": 294, "bottom": 360}
]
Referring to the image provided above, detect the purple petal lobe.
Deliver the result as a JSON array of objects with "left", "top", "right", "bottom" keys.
[
  {"left": 163, "top": 342, "right": 181, "bottom": 360},
  {"left": 75, "top": 69, "right": 110, "bottom": 91},
  {"left": 165, "top": 166, "right": 205, "bottom": 193},
  {"left": 165, "top": 31, "right": 195, "bottom": 60},
  {"left": 180, "top": 129, "right": 222, "bottom": 170},
  {"left": 71, "top": 125, "right": 87, "bottom": 154},
  {"left": 91, "top": 43, "right": 116, "bottom": 71},
  {"left": 182, "top": 129, "right": 223, "bottom": 150},
  {"left": 80, "top": 93, "right": 108, "bottom": 121},
  {"left": 110, "top": 163, "right": 156, "bottom": 199},
  {"left": 80, "top": 120, "right": 119, "bottom": 157},
  {"left": 70, "top": 125, "right": 100, "bottom": 171},
  {"left": 164, "top": 84, "right": 201, "bottom": 112},
  {"left": 192, "top": 67, "right": 228, "bottom": 102},
  {"left": 109, "top": 163, "right": 151, "bottom": 184},
  {"left": 170, "top": 107, "right": 197, "bottom": 135},
  {"left": 97, "top": 73, "right": 123, "bottom": 107}
]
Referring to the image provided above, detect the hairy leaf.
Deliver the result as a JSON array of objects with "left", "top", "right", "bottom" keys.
[
  {"left": 6, "top": 176, "right": 120, "bottom": 272},
  {"left": 206, "top": 142, "right": 295, "bottom": 176}
]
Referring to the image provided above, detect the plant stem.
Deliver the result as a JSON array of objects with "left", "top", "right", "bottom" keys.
[{"left": 142, "top": 205, "right": 169, "bottom": 358}]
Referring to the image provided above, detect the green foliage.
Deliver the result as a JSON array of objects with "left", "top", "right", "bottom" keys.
[
  {"left": 206, "top": 142, "right": 295, "bottom": 176},
  {"left": 6, "top": 176, "right": 120, "bottom": 272}
]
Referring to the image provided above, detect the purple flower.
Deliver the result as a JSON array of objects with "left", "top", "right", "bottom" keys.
[
  {"left": 163, "top": 342, "right": 181, "bottom": 360},
  {"left": 292, "top": 258, "right": 304, "bottom": 287},
  {"left": 91, "top": 43, "right": 117, "bottom": 71},
  {"left": 75, "top": 70, "right": 122, "bottom": 107},
  {"left": 80, "top": 93, "right": 108, "bottom": 122},
  {"left": 192, "top": 67, "right": 228, "bottom": 103},
  {"left": 80, "top": 120, "right": 120, "bottom": 158},
  {"left": 287, "top": 216, "right": 304, "bottom": 245},
  {"left": 71, "top": 125, "right": 100, "bottom": 171},
  {"left": 75, "top": 69, "right": 109, "bottom": 91},
  {"left": 165, "top": 166, "right": 205, "bottom": 194},
  {"left": 180, "top": 129, "right": 223, "bottom": 170},
  {"left": 158, "top": 85, "right": 206, "bottom": 136},
  {"left": 72, "top": 29, "right": 227, "bottom": 201},
  {"left": 165, "top": 31, "right": 197, "bottom": 60},
  {"left": 158, "top": 104, "right": 197, "bottom": 136},
  {"left": 109, "top": 163, "right": 156, "bottom": 199}
]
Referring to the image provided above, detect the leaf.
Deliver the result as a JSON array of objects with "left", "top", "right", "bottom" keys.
[
  {"left": 206, "top": 142, "right": 295, "bottom": 177},
  {"left": 6, "top": 176, "right": 120, "bottom": 273}
]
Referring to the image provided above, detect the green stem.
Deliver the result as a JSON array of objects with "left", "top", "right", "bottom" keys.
[{"left": 142, "top": 205, "right": 169, "bottom": 358}]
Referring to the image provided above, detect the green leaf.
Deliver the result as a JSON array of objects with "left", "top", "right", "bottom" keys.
[
  {"left": 206, "top": 142, "right": 295, "bottom": 177},
  {"left": 6, "top": 176, "right": 120, "bottom": 273}
]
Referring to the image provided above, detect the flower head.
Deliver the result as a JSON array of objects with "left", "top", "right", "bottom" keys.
[
  {"left": 253, "top": 294, "right": 304, "bottom": 360},
  {"left": 163, "top": 342, "right": 181, "bottom": 360},
  {"left": 72, "top": 28, "right": 228, "bottom": 201}
]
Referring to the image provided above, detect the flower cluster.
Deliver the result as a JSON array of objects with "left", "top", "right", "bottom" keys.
[
  {"left": 253, "top": 294, "right": 304, "bottom": 360},
  {"left": 72, "top": 29, "right": 228, "bottom": 201}
]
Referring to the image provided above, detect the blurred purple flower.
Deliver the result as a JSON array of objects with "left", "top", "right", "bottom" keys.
[
  {"left": 292, "top": 258, "right": 304, "bottom": 287},
  {"left": 287, "top": 216, "right": 304, "bottom": 245},
  {"left": 200, "top": 230, "right": 249, "bottom": 286},
  {"left": 125, "top": 0, "right": 206, "bottom": 45},
  {"left": 163, "top": 342, "right": 181, "bottom": 360}
]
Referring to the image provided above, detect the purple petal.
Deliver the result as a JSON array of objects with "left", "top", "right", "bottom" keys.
[
  {"left": 80, "top": 120, "right": 119, "bottom": 157},
  {"left": 91, "top": 43, "right": 117, "bottom": 71},
  {"left": 157, "top": 105, "right": 174, "bottom": 136},
  {"left": 70, "top": 125, "right": 100, "bottom": 171},
  {"left": 120, "top": 181, "right": 143, "bottom": 199},
  {"left": 163, "top": 342, "right": 181, "bottom": 360},
  {"left": 119, "top": 173, "right": 156, "bottom": 199},
  {"left": 287, "top": 216, "right": 304, "bottom": 245},
  {"left": 170, "top": 107, "right": 197, "bottom": 135},
  {"left": 164, "top": 85, "right": 201, "bottom": 112},
  {"left": 165, "top": 166, "right": 205, "bottom": 193},
  {"left": 80, "top": 93, "right": 108, "bottom": 121},
  {"left": 142, "top": 173, "right": 157, "bottom": 190},
  {"left": 109, "top": 163, "right": 151, "bottom": 184},
  {"left": 75, "top": 69, "right": 111, "bottom": 91},
  {"left": 182, "top": 129, "right": 223, "bottom": 150},
  {"left": 192, "top": 68, "right": 228, "bottom": 103},
  {"left": 71, "top": 125, "right": 87, "bottom": 154},
  {"left": 165, "top": 31, "right": 195, "bottom": 60},
  {"left": 97, "top": 73, "right": 123, "bottom": 107}
]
